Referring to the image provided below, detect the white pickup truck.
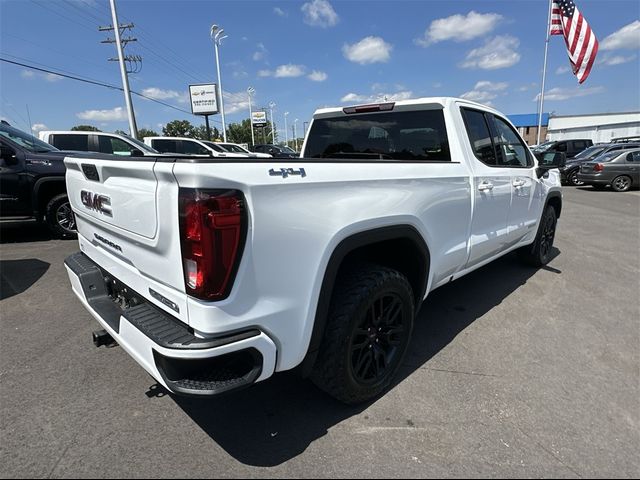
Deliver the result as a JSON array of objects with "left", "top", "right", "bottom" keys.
[{"left": 64, "top": 97, "right": 564, "bottom": 404}]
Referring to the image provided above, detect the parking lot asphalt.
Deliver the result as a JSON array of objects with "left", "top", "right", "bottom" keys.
[{"left": 1, "top": 187, "right": 639, "bottom": 479}]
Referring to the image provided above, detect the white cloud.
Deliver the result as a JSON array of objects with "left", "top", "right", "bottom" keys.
[
  {"left": 461, "top": 35, "right": 521, "bottom": 70},
  {"left": 598, "top": 54, "right": 637, "bottom": 66},
  {"left": 308, "top": 70, "right": 328, "bottom": 82},
  {"left": 21, "top": 70, "right": 35, "bottom": 78},
  {"left": 460, "top": 81, "right": 508, "bottom": 103},
  {"left": 343, "top": 36, "right": 392, "bottom": 65},
  {"left": 601, "top": 20, "right": 640, "bottom": 51},
  {"left": 141, "top": 87, "right": 188, "bottom": 104},
  {"left": 31, "top": 123, "right": 48, "bottom": 133},
  {"left": 253, "top": 43, "right": 268, "bottom": 61},
  {"left": 222, "top": 91, "right": 250, "bottom": 115},
  {"left": 433, "top": 82, "right": 443, "bottom": 89},
  {"left": 77, "top": 107, "right": 127, "bottom": 122},
  {"left": 258, "top": 69, "right": 272, "bottom": 77},
  {"left": 302, "top": 0, "right": 339, "bottom": 28},
  {"left": 416, "top": 11, "right": 503, "bottom": 46},
  {"left": 274, "top": 7, "right": 287, "bottom": 17},
  {"left": 340, "top": 91, "right": 413, "bottom": 104},
  {"left": 44, "top": 73, "right": 62, "bottom": 82},
  {"left": 275, "top": 64, "right": 306, "bottom": 77},
  {"left": 556, "top": 66, "right": 571, "bottom": 75},
  {"left": 518, "top": 83, "right": 537, "bottom": 92},
  {"left": 533, "top": 86, "right": 605, "bottom": 102}
]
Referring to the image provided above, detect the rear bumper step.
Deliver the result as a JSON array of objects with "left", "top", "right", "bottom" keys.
[{"left": 64, "top": 252, "right": 277, "bottom": 396}]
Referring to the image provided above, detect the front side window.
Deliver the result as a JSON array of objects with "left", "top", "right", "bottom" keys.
[
  {"left": 627, "top": 151, "right": 640, "bottom": 162},
  {"left": 490, "top": 116, "right": 533, "bottom": 167},
  {"left": 181, "top": 140, "right": 210, "bottom": 155},
  {"left": 462, "top": 108, "right": 496, "bottom": 166},
  {"left": 0, "top": 125, "right": 58, "bottom": 152},
  {"left": 305, "top": 110, "right": 450, "bottom": 161}
]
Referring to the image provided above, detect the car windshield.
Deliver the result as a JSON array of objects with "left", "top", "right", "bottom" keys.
[
  {"left": 0, "top": 124, "right": 59, "bottom": 152},
  {"left": 592, "top": 151, "right": 621, "bottom": 163},
  {"left": 202, "top": 141, "right": 227, "bottom": 153},
  {"left": 574, "top": 145, "right": 606, "bottom": 160},
  {"left": 219, "top": 143, "right": 249, "bottom": 153},
  {"left": 532, "top": 141, "right": 555, "bottom": 152},
  {"left": 121, "top": 135, "right": 159, "bottom": 153}
]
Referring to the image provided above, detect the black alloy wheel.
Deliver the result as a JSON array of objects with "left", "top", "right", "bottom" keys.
[{"left": 350, "top": 293, "right": 406, "bottom": 385}]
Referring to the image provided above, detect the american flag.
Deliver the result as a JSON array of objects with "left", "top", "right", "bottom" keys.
[{"left": 550, "top": 0, "right": 598, "bottom": 84}]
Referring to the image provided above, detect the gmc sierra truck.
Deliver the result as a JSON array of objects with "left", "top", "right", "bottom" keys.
[{"left": 64, "top": 97, "right": 564, "bottom": 404}]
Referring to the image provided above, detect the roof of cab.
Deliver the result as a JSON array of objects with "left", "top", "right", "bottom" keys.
[{"left": 312, "top": 96, "right": 501, "bottom": 118}]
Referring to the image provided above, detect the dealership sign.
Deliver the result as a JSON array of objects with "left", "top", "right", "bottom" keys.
[
  {"left": 252, "top": 111, "right": 267, "bottom": 126},
  {"left": 189, "top": 84, "right": 219, "bottom": 115}
]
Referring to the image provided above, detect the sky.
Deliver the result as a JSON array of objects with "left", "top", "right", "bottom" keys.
[{"left": 1, "top": 0, "right": 639, "bottom": 139}]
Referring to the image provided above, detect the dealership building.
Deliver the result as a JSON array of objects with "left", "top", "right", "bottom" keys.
[{"left": 546, "top": 111, "right": 640, "bottom": 143}]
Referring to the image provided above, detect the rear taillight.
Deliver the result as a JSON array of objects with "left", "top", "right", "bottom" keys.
[
  {"left": 594, "top": 163, "right": 604, "bottom": 172},
  {"left": 178, "top": 188, "right": 247, "bottom": 301}
]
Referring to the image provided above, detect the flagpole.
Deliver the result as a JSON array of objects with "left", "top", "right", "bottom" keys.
[{"left": 537, "top": 0, "right": 554, "bottom": 146}]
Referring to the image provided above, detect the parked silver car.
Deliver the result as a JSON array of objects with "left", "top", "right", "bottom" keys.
[{"left": 577, "top": 148, "right": 640, "bottom": 192}]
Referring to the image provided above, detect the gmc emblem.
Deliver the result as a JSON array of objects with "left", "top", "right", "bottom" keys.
[{"left": 80, "top": 190, "right": 112, "bottom": 217}]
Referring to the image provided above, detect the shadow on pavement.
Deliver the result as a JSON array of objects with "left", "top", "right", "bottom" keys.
[
  {"left": 0, "top": 258, "right": 50, "bottom": 300},
  {"left": 171, "top": 249, "right": 560, "bottom": 467}
]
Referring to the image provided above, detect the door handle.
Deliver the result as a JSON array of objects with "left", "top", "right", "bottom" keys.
[
  {"left": 512, "top": 179, "right": 526, "bottom": 188},
  {"left": 478, "top": 181, "right": 494, "bottom": 192}
]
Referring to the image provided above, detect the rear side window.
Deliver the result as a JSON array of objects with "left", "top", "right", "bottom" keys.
[
  {"left": 305, "top": 110, "right": 451, "bottom": 161},
  {"left": 627, "top": 151, "right": 640, "bottom": 162},
  {"left": 461, "top": 109, "right": 496, "bottom": 165},
  {"left": 51, "top": 134, "right": 89, "bottom": 151},
  {"left": 152, "top": 139, "right": 179, "bottom": 153},
  {"left": 573, "top": 140, "right": 587, "bottom": 151}
]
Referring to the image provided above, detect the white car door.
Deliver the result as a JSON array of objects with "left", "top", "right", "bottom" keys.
[
  {"left": 461, "top": 108, "right": 512, "bottom": 267},
  {"left": 489, "top": 115, "right": 544, "bottom": 247}
]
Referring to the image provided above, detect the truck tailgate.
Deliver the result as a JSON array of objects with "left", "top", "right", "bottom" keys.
[{"left": 65, "top": 156, "right": 189, "bottom": 323}]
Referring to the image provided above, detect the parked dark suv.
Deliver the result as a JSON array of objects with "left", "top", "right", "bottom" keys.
[
  {"left": 0, "top": 122, "right": 76, "bottom": 237},
  {"left": 559, "top": 142, "right": 640, "bottom": 186},
  {"left": 532, "top": 139, "right": 593, "bottom": 160},
  {"left": 252, "top": 144, "right": 299, "bottom": 158}
]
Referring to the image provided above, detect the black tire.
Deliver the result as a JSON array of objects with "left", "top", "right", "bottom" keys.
[
  {"left": 611, "top": 175, "right": 632, "bottom": 192},
  {"left": 45, "top": 194, "right": 77, "bottom": 239},
  {"left": 519, "top": 205, "right": 557, "bottom": 267},
  {"left": 311, "top": 264, "right": 415, "bottom": 405},
  {"left": 567, "top": 169, "right": 584, "bottom": 186}
]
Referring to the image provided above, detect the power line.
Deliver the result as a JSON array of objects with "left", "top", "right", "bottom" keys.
[{"left": 0, "top": 57, "right": 223, "bottom": 123}]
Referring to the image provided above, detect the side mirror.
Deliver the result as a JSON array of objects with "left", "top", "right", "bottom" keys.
[
  {"left": 0, "top": 145, "right": 18, "bottom": 165},
  {"left": 130, "top": 148, "right": 145, "bottom": 157},
  {"left": 535, "top": 151, "right": 566, "bottom": 178}
]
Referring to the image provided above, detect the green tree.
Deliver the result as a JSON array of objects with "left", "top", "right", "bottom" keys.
[
  {"left": 137, "top": 128, "right": 159, "bottom": 140},
  {"left": 193, "top": 124, "right": 221, "bottom": 141},
  {"left": 162, "top": 120, "right": 195, "bottom": 137},
  {"left": 71, "top": 125, "right": 101, "bottom": 132},
  {"left": 227, "top": 119, "right": 273, "bottom": 146}
]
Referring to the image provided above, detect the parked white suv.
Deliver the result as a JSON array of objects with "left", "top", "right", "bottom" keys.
[
  {"left": 64, "top": 97, "right": 564, "bottom": 404},
  {"left": 215, "top": 142, "right": 272, "bottom": 158},
  {"left": 143, "top": 136, "right": 248, "bottom": 157},
  {"left": 39, "top": 131, "right": 160, "bottom": 157}
]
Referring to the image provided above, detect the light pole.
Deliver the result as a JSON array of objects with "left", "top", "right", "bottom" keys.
[
  {"left": 247, "top": 86, "right": 255, "bottom": 147},
  {"left": 284, "top": 111, "right": 289, "bottom": 147},
  {"left": 211, "top": 24, "right": 228, "bottom": 142},
  {"left": 268, "top": 101, "right": 276, "bottom": 144},
  {"left": 293, "top": 118, "right": 299, "bottom": 152}
]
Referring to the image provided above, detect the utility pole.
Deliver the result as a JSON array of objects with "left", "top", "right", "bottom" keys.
[
  {"left": 100, "top": 0, "right": 139, "bottom": 138},
  {"left": 247, "top": 86, "right": 255, "bottom": 147},
  {"left": 268, "top": 101, "right": 276, "bottom": 144}
]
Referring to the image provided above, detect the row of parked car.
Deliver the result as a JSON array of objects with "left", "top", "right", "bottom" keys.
[
  {"left": 36, "top": 130, "right": 300, "bottom": 159},
  {"left": 532, "top": 138, "right": 640, "bottom": 192}
]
